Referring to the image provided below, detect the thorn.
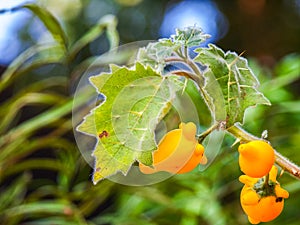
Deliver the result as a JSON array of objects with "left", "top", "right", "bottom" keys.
[
  {"left": 129, "top": 111, "right": 143, "bottom": 117},
  {"left": 228, "top": 81, "right": 237, "bottom": 85},
  {"left": 261, "top": 130, "right": 268, "bottom": 139},
  {"left": 239, "top": 50, "right": 246, "bottom": 57},
  {"left": 228, "top": 50, "right": 246, "bottom": 68},
  {"left": 132, "top": 127, "right": 148, "bottom": 131},
  {"left": 231, "top": 138, "right": 241, "bottom": 147},
  {"left": 182, "top": 78, "right": 188, "bottom": 95},
  {"left": 279, "top": 168, "right": 285, "bottom": 178}
]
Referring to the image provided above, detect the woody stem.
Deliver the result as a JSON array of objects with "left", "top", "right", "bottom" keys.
[{"left": 227, "top": 124, "right": 300, "bottom": 180}]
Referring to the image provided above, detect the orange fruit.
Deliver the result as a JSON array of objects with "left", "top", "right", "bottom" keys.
[
  {"left": 239, "top": 166, "right": 289, "bottom": 224},
  {"left": 239, "top": 140, "right": 275, "bottom": 178},
  {"left": 139, "top": 122, "right": 206, "bottom": 174},
  {"left": 240, "top": 188, "right": 287, "bottom": 224}
]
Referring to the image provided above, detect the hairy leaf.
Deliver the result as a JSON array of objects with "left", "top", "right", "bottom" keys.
[
  {"left": 194, "top": 44, "right": 271, "bottom": 127},
  {"left": 77, "top": 63, "right": 184, "bottom": 183},
  {"left": 171, "top": 26, "right": 210, "bottom": 47},
  {"left": 137, "top": 26, "right": 209, "bottom": 73},
  {"left": 137, "top": 39, "right": 178, "bottom": 73}
]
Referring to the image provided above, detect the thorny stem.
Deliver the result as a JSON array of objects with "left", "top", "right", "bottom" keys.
[
  {"left": 227, "top": 124, "right": 300, "bottom": 180},
  {"left": 226, "top": 123, "right": 258, "bottom": 142}
]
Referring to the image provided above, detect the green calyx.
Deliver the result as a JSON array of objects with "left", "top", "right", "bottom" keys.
[{"left": 253, "top": 176, "right": 277, "bottom": 198}]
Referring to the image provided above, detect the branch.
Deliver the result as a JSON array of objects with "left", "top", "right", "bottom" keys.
[
  {"left": 227, "top": 124, "right": 300, "bottom": 180},
  {"left": 165, "top": 56, "right": 213, "bottom": 114}
]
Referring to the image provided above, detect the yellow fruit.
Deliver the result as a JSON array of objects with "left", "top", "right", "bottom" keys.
[
  {"left": 239, "top": 166, "right": 289, "bottom": 224},
  {"left": 238, "top": 140, "right": 275, "bottom": 178},
  {"left": 139, "top": 122, "right": 206, "bottom": 174},
  {"left": 241, "top": 194, "right": 284, "bottom": 224},
  {"left": 240, "top": 188, "right": 288, "bottom": 224}
]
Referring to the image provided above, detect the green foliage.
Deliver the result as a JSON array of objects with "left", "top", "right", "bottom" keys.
[
  {"left": 194, "top": 44, "right": 270, "bottom": 126},
  {"left": 137, "top": 27, "right": 210, "bottom": 72},
  {"left": 80, "top": 27, "right": 271, "bottom": 182},
  {"left": 0, "top": 3, "right": 119, "bottom": 225},
  {"left": 137, "top": 27, "right": 270, "bottom": 127},
  {"left": 68, "top": 14, "right": 119, "bottom": 62},
  {"left": 172, "top": 26, "right": 211, "bottom": 47},
  {"left": 0, "top": 2, "right": 299, "bottom": 225},
  {"left": 77, "top": 63, "right": 186, "bottom": 183},
  {"left": 22, "top": 3, "right": 69, "bottom": 48}
]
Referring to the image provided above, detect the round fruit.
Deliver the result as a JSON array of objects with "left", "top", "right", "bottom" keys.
[{"left": 239, "top": 140, "right": 275, "bottom": 178}]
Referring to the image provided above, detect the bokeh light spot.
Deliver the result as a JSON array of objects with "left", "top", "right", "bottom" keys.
[
  {"left": 0, "top": 0, "right": 34, "bottom": 64},
  {"left": 160, "top": 0, "right": 228, "bottom": 44}
]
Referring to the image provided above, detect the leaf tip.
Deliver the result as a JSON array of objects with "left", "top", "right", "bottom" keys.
[{"left": 92, "top": 169, "right": 104, "bottom": 185}]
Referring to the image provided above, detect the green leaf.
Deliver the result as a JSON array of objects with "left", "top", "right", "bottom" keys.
[
  {"left": 263, "top": 53, "right": 300, "bottom": 91},
  {"left": 77, "top": 63, "right": 185, "bottom": 183},
  {"left": 171, "top": 26, "right": 210, "bottom": 47},
  {"left": 0, "top": 44, "right": 65, "bottom": 93},
  {"left": 137, "top": 26, "right": 210, "bottom": 73},
  {"left": 0, "top": 93, "right": 65, "bottom": 133},
  {"left": 68, "top": 14, "right": 119, "bottom": 62},
  {"left": 137, "top": 39, "right": 179, "bottom": 73},
  {"left": 104, "top": 15, "right": 120, "bottom": 50},
  {"left": 23, "top": 4, "right": 68, "bottom": 48},
  {"left": 194, "top": 44, "right": 271, "bottom": 127},
  {"left": 3, "top": 201, "right": 71, "bottom": 216},
  {"left": 0, "top": 95, "right": 83, "bottom": 149},
  {"left": 2, "top": 159, "right": 65, "bottom": 180},
  {"left": 0, "top": 173, "right": 30, "bottom": 212}
]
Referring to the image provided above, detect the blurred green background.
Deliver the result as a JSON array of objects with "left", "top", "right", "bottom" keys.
[{"left": 0, "top": 0, "right": 299, "bottom": 224}]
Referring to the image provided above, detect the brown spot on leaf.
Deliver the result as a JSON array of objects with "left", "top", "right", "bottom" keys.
[{"left": 98, "top": 130, "right": 109, "bottom": 138}]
